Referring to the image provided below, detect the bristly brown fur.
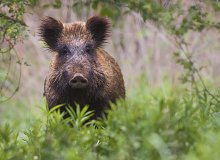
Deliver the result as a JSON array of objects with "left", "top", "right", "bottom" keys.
[
  {"left": 59, "top": 22, "right": 92, "bottom": 45},
  {"left": 86, "top": 16, "right": 111, "bottom": 48},
  {"left": 39, "top": 17, "right": 63, "bottom": 51}
]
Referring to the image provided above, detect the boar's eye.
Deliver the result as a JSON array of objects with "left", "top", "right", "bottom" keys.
[
  {"left": 85, "top": 44, "right": 93, "bottom": 53},
  {"left": 60, "top": 46, "right": 69, "bottom": 55}
]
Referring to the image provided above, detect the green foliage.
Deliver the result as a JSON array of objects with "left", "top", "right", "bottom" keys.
[
  {"left": 72, "top": 0, "right": 220, "bottom": 35},
  {"left": 1, "top": 79, "right": 220, "bottom": 159},
  {"left": 0, "top": 0, "right": 36, "bottom": 49},
  {"left": 206, "top": 0, "right": 220, "bottom": 11},
  {"left": 0, "top": 0, "right": 37, "bottom": 101}
]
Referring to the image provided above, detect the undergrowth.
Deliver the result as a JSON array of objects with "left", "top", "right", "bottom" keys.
[{"left": 1, "top": 78, "right": 220, "bottom": 160}]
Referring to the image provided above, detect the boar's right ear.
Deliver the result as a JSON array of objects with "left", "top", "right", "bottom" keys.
[
  {"left": 39, "top": 17, "right": 63, "bottom": 50},
  {"left": 86, "top": 16, "right": 110, "bottom": 48}
]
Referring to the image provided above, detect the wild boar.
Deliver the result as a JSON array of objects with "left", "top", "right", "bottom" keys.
[{"left": 39, "top": 16, "right": 125, "bottom": 119}]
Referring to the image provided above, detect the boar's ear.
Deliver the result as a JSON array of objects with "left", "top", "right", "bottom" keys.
[
  {"left": 86, "top": 16, "right": 111, "bottom": 47},
  {"left": 39, "top": 17, "right": 63, "bottom": 50}
]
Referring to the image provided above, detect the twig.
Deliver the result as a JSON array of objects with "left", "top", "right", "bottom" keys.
[
  {"left": 0, "top": 42, "right": 22, "bottom": 103},
  {"left": 0, "top": 13, "right": 27, "bottom": 26},
  {"left": 174, "top": 36, "right": 220, "bottom": 103}
]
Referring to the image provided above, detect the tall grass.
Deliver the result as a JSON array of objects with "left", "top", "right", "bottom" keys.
[{"left": 0, "top": 77, "right": 220, "bottom": 160}]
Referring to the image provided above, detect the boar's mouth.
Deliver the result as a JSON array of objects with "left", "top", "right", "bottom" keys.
[{"left": 68, "top": 88, "right": 91, "bottom": 107}]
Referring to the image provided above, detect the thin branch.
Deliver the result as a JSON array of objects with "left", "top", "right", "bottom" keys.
[
  {"left": 0, "top": 13, "right": 27, "bottom": 26},
  {"left": 174, "top": 36, "right": 220, "bottom": 103},
  {"left": 0, "top": 48, "right": 22, "bottom": 103},
  {"left": 0, "top": 51, "right": 12, "bottom": 92}
]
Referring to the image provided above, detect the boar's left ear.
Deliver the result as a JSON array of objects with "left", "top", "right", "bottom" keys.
[
  {"left": 39, "top": 17, "right": 63, "bottom": 50},
  {"left": 86, "top": 16, "right": 111, "bottom": 47}
]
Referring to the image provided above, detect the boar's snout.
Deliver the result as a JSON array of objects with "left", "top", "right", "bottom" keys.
[{"left": 69, "top": 73, "right": 88, "bottom": 89}]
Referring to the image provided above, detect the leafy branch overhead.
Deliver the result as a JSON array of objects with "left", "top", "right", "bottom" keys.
[
  {"left": 1, "top": 0, "right": 220, "bottom": 52},
  {"left": 72, "top": 0, "right": 220, "bottom": 36}
]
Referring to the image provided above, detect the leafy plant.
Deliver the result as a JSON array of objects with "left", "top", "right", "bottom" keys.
[
  {"left": 0, "top": 78, "right": 220, "bottom": 159},
  {"left": 0, "top": 0, "right": 37, "bottom": 102}
]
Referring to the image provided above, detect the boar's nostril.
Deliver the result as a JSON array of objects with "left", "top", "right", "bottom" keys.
[
  {"left": 69, "top": 73, "right": 88, "bottom": 88},
  {"left": 81, "top": 79, "right": 87, "bottom": 83},
  {"left": 72, "top": 79, "right": 77, "bottom": 83}
]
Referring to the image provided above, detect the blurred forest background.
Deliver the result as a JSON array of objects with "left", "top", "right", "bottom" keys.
[{"left": 1, "top": 0, "right": 220, "bottom": 159}]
